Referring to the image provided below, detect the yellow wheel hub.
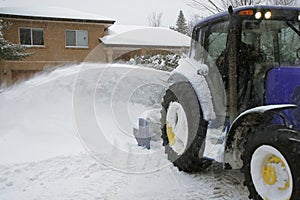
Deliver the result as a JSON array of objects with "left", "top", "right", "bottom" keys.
[
  {"left": 262, "top": 165, "right": 277, "bottom": 185},
  {"left": 262, "top": 155, "right": 290, "bottom": 190},
  {"left": 166, "top": 121, "right": 175, "bottom": 146}
]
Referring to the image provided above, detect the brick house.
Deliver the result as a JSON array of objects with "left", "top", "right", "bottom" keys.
[
  {"left": 0, "top": 7, "right": 115, "bottom": 85},
  {"left": 0, "top": 7, "right": 191, "bottom": 86}
]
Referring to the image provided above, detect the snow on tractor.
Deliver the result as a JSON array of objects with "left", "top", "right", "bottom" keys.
[{"left": 161, "top": 5, "right": 300, "bottom": 199}]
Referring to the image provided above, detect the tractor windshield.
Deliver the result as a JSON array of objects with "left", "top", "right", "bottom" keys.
[{"left": 241, "top": 19, "right": 300, "bottom": 66}]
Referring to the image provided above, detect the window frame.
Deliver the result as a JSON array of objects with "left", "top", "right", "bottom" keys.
[
  {"left": 191, "top": 20, "right": 229, "bottom": 64},
  {"left": 65, "top": 30, "right": 89, "bottom": 48},
  {"left": 19, "top": 27, "right": 45, "bottom": 47}
]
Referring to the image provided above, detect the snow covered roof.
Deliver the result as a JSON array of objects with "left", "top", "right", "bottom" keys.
[
  {"left": 100, "top": 25, "right": 191, "bottom": 48},
  {"left": 0, "top": 7, "right": 115, "bottom": 24}
]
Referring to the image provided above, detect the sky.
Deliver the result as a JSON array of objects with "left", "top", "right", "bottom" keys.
[
  {"left": 1, "top": 0, "right": 299, "bottom": 27},
  {"left": 0, "top": 0, "right": 199, "bottom": 27}
]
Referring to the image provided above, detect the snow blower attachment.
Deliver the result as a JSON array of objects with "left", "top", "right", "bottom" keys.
[
  {"left": 161, "top": 5, "right": 300, "bottom": 199},
  {"left": 133, "top": 118, "right": 151, "bottom": 149}
]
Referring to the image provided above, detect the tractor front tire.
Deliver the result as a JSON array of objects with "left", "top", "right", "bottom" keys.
[
  {"left": 242, "top": 127, "right": 300, "bottom": 199},
  {"left": 161, "top": 81, "right": 211, "bottom": 173}
]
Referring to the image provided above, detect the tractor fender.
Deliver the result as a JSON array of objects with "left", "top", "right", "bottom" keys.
[
  {"left": 168, "top": 57, "right": 226, "bottom": 122},
  {"left": 168, "top": 58, "right": 227, "bottom": 162},
  {"left": 167, "top": 72, "right": 215, "bottom": 122},
  {"left": 225, "top": 104, "right": 296, "bottom": 169},
  {"left": 229, "top": 104, "right": 296, "bottom": 134}
]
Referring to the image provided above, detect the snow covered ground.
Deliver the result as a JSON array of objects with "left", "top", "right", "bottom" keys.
[{"left": 0, "top": 63, "right": 249, "bottom": 199}]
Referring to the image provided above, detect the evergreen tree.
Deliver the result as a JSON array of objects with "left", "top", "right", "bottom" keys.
[
  {"left": 171, "top": 10, "right": 189, "bottom": 36},
  {"left": 0, "top": 20, "right": 30, "bottom": 61}
]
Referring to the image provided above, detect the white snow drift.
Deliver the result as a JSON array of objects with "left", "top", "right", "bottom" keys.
[{"left": 0, "top": 63, "right": 249, "bottom": 199}]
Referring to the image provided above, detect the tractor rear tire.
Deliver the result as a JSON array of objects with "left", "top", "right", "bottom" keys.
[
  {"left": 161, "top": 81, "right": 211, "bottom": 172},
  {"left": 242, "top": 127, "right": 300, "bottom": 200}
]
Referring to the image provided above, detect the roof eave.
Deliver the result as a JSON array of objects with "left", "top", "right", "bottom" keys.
[{"left": 0, "top": 13, "right": 116, "bottom": 25}]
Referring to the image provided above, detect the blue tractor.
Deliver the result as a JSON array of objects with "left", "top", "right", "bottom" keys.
[{"left": 161, "top": 5, "right": 300, "bottom": 199}]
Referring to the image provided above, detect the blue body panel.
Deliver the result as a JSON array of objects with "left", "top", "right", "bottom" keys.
[{"left": 266, "top": 66, "right": 300, "bottom": 128}]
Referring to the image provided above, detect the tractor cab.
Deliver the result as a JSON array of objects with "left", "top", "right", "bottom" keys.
[{"left": 191, "top": 5, "right": 300, "bottom": 126}]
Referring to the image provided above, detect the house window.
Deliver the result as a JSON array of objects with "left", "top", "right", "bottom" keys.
[
  {"left": 19, "top": 28, "right": 44, "bottom": 46},
  {"left": 65, "top": 30, "right": 88, "bottom": 48}
]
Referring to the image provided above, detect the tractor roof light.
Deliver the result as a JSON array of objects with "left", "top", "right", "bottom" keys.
[
  {"left": 255, "top": 11, "right": 262, "bottom": 19},
  {"left": 265, "top": 11, "right": 272, "bottom": 19},
  {"left": 238, "top": 9, "right": 254, "bottom": 16}
]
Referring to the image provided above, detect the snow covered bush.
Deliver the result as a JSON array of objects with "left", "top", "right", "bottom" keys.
[{"left": 124, "top": 53, "right": 184, "bottom": 72}]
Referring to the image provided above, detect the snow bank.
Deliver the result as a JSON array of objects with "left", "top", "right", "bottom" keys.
[
  {"left": 0, "top": 63, "right": 250, "bottom": 199},
  {"left": 72, "top": 63, "right": 170, "bottom": 172},
  {"left": 0, "top": 63, "right": 169, "bottom": 170},
  {"left": 0, "top": 65, "right": 84, "bottom": 164}
]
